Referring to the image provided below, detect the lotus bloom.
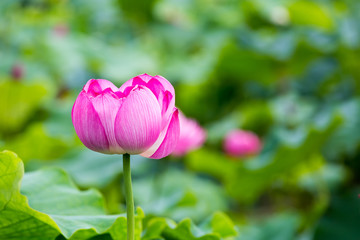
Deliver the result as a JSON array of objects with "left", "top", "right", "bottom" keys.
[
  {"left": 223, "top": 130, "right": 261, "bottom": 157},
  {"left": 72, "top": 74, "right": 180, "bottom": 159},
  {"left": 172, "top": 112, "right": 206, "bottom": 156}
]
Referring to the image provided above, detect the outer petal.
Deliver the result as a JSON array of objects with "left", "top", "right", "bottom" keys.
[
  {"left": 83, "top": 79, "right": 118, "bottom": 93},
  {"left": 114, "top": 86, "right": 162, "bottom": 154},
  {"left": 71, "top": 91, "right": 109, "bottom": 153},
  {"left": 141, "top": 108, "right": 180, "bottom": 159},
  {"left": 90, "top": 89, "right": 125, "bottom": 154}
]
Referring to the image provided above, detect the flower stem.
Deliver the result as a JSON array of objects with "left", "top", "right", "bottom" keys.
[{"left": 123, "top": 153, "right": 134, "bottom": 240}]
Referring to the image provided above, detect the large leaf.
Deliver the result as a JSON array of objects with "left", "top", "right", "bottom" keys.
[{"left": 0, "top": 150, "right": 143, "bottom": 240}]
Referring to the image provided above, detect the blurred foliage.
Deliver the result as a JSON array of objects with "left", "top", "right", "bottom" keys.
[
  {"left": 186, "top": 114, "right": 341, "bottom": 203},
  {"left": 0, "top": 80, "right": 49, "bottom": 135},
  {"left": 133, "top": 168, "right": 228, "bottom": 222},
  {"left": 1, "top": 0, "right": 360, "bottom": 239}
]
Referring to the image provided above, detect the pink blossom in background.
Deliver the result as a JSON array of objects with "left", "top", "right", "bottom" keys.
[
  {"left": 53, "top": 24, "right": 69, "bottom": 37},
  {"left": 172, "top": 112, "right": 206, "bottom": 156},
  {"left": 11, "top": 63, "right": 24, "bottom": 80},
  {"left": 223, "top": 130, "right": 261, "bottom": 158},
  {"left": 72, "top": 74, "right": 180, "bottom": 159}
]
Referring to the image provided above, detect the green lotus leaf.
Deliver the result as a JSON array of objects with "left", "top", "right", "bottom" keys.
[{"left": 0, "top": 150, "right": 143, "bottom": 240}]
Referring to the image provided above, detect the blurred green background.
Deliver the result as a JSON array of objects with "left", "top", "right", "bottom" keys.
[{"left": 1, "top": 0, "right": 360, "bottom": 239}]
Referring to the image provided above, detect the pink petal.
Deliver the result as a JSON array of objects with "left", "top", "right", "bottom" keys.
[
  {"left": 114, "top": 86, "right": 162, "bottom": 154},
  {"left": 145, "top": 77, "right": 165, "bottom": 99},
  {"left": 141, "top": 108, "right": 180, "bottom": 159},
  {"left": 71, "top": 91, "right": 109, "bottom": 153},
  {"left": 152, "top": 75, "right": 175, "bottom": 97},
  {"left": 158, "top": 90, "right": 175, "bottom": 128},
  {"left": 119, "top": 74, "right": 175, "bottom": 98},
  {"left": 83, "top": 79, "right": 118, "bottom": 93},
  {"left": 145, "top": 76, "right": 175, "bottom": 122},
  {"left": 89, "top": 89, "right": 126, "bottom": 154},
  {"left": 119, "top": 74, "right": 175, "bottom": 127}
]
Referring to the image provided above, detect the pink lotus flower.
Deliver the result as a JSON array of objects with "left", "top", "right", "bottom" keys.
[
  {"left": 172, "top": 112, "right": 206, "bottom": 156},
  {"left": 72, "top": 74, "right": 180, "bottom": 159},
  {"left": 223, "top": 130, "right": 261, "bottom": 157}
]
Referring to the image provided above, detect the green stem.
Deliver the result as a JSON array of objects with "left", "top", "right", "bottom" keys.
[{"left": 123, "top": 153, "right": 134, "bottom": 240}]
